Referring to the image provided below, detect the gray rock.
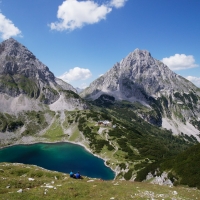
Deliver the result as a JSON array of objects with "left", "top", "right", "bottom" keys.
[
  {"left": 146, "top": 172, "right": 154, "bottom": 180},
  {"left": 55, "top": 78, "right": 77, "bottom": 93},
  {"left": 17, "top": 189, "right": 23, "bottom": 193},
  {"left": 150, "top": 172, "right": 173, "bottom": 186}
]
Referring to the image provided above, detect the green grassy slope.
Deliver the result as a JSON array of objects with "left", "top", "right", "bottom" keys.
[
  {"left": 160, "top": 143, "right": 200, "bottom": 188},
  {"left": 136, "top": 143, "right": 200, "bottom": 189},
  {"left": 0, "top": 98, "right": 199, "bottom": 187},
  {"left": 0, "top": 163, "right": 200, "bottom": 200},
  {"left": 83, "top": 100, "right": 198, "bottom": 181}
]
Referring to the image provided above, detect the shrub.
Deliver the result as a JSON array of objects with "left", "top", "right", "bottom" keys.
[
  {"left": 119, "top": 163, "right": 126, "bottom": 170},
  {"left": 30, "top": 171, "right": 44, "bottom": 178},
  {"left": 124, "top": 169, "right": 133, "bottom": 180},
  {"left": 135, "top": 162, "right": 159, "bottom": 182},
  {"left": 10, "top": 169, "right": 30, "bottom": 176},
  {"left": 7, "top": 121, "right": 24, "bottom": 131}
]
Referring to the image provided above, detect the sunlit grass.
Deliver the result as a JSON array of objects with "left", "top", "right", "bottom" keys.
[
  {"left": 1, "top": 163, "right": 200, "bottom": 200},
  {"left": 68, "top": 125, "right": 82, "bottom": 141},
  {"left": 43, "top": 118, "right": 64, "bottom": 141}
]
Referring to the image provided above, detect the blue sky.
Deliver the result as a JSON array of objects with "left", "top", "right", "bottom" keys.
[{"left": 0, "top": 0, "right": 200, "bottom": 88}]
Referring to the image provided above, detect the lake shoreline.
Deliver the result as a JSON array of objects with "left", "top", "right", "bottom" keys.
[
  {"left": 68, "top": 141, "right": 118, "bottom": 179},
  {"left": 0, "top": 140, "right": 117, "bottom": 179}
]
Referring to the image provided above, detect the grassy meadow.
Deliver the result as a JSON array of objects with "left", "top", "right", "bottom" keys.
[{"left": 0, "top": 163, "right": 200, "bottom": 200}]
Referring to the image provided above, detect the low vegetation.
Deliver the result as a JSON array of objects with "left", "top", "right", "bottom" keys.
[
  {"left": 0, "top": 113, "right": 24, "bottom": 132},
  {"left": 21, "top": 110, "right": 55, "bottom": 137},
  {"left": 161, "top": 143, "right": 200, "bottom": 188},
  {"left": 0, "top": 98, "right": 199, "bottom": 189},
  {"left": 43, "top": 115, "right": 64, "bottom": 141},
  {"left": 0, "top": 74, "right": 40, "bottom": 98},
  {"left": 1, "top": 163, "right": 200, "bottom": 200},
  {"left": 86, "top": 100, "right": 197, "bottom": 181}
]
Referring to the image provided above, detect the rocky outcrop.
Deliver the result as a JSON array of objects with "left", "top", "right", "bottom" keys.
[{"left": 146, "top": 172, "right": 173, "bottom": 186}]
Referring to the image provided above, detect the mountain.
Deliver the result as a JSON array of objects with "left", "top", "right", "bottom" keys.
[
  {"left": 81, "top": 49, "right": 200, "bottom": 139},
  {"left": 0, "top": 38, "right": 86, "bottom": 113},
  {"left": 0, "top": 39, "right": 199, "bottom": 188},
  {"left": 55, "top": 78, "right": 77, "bottom": 93},
  {"left": 75, "top": 87, "right": 84, "bottom": 94}
]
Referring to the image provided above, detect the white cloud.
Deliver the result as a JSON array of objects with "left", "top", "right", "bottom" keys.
[
  {"left": 58, "top": 67, "right": 92, "bottom": 82},
  {"left": 110, "top": 0, "right": 127, "bottom": 8},
  {"left": 50, "top": 0, "right": 112, "bottom": 31},
  {"left": 0, "top": 13, "right": 22, "bottom": 40},
  {"left": 161, "top": 54, "right": 198, "bottom": 71},
  {"left": 50, "top": 0, "right": 128, "bottom": 31},
  {"left": 185, "top": 76, "right": 200, "bottom": 87}
]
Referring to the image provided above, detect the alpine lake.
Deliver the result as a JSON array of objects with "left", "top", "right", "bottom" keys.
[{"left": 0, "top": 142, "right": 115, "bottom": 180}]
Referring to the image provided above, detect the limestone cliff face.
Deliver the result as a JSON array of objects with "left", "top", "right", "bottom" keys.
[
  {"left": 81, "top": 49, "right": 200, "bottom": 138},
  {"left": 0, "top": 38, "right": 86, "bottom": 113}
]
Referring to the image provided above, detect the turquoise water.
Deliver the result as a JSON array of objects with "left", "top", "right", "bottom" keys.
[{"left": 0, "top": 142, "right": 115, "bottom": 180}]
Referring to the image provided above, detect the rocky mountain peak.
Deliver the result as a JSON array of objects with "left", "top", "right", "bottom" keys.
[
  {"left": 81, "top": 48, "right": 199, "bottom": 101},
  {"left": 0, "top": 38, "right": 35, "bottom": 61},
  {"left": 0, "top": 38, "right": 83, "bottom": 110},
  {"left": 80, "top": 49, "right": 200, "bottom": 138},
  {"left": 122, "top": 49, "right": 152, "bottom": 62},
  {"left": 0, "top": 38, "right": 54, "bottom": 81},
  {"left": 0, "top": 38, "right": 60, "bottom": 104},
  {"left": 128, "top": 48, "right": 151, "bottom": 59}
]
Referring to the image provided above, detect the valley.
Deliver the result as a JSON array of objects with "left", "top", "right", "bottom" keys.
[{"left": 0, "top": 38, "right": 200, "bottom": 197}]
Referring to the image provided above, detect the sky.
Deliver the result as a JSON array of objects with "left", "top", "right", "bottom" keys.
[{"left": 0, "top": 0, "right": 200, "bottom": 88}]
